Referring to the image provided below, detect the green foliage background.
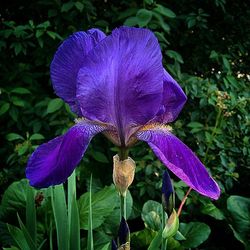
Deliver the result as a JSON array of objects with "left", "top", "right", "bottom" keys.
[{"left": 0, "top": 0, "right": 249, "bottom": 249}]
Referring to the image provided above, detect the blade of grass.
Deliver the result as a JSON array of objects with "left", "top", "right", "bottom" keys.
[
  {"left": 17, "top": 213, "right": 37, "bottom": 249},
  {"left": 69, "top": 196, "right": 81, "bottom": 250},
  {"left": 148, "top": 229, "right": 163, "bottom": 250},
  {"left": 26, "top": 185, "right": 36, "bottom": 244},
  {"left": 51, "top": 185, "right": 69, "bottom": 250},
  {"left": 87, "top": 175, "right": 94, "bottom": 250},
  {"left": 49, "top": 220, "right": 53, "bottom": 250},
  {"left": 37, "top": 239, "right": 47, "bottom": 250},
  {"left": 161, "top": 207, "right": 167, "bottom": 250},
  {"left": 68, "top": 171, "right": 76, "bottom": 218},
  {"left": 7, "top": 223, "right": 30, "bottom": 250},
  {"left": 68, "top": 171, "right": 80, "bottom": 250}
]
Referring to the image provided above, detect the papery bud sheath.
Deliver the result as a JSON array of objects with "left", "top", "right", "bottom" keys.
[{"left": 113, "top": 154, "right": 135, "bottom": 196}]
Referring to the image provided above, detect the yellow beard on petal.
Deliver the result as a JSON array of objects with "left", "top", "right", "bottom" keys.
[{"left": 139, "top": 122, "right": 172, "bottom": 132}]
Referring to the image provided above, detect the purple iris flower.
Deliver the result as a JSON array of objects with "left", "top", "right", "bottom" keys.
[{"left": 26, "top": 27, "right": 220, "bottom": 199}]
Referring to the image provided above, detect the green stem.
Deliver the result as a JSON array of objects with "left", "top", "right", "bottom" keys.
[
  {"left": 118, "top": 147, "right": 129, "bottom": 161},
  {"left": 177, "top": 187, "right": 192, "bottom": 217},
  {"left": 163, "top": 240, "right": 168, "bottom": 250},
  {"left": 120, "top": 193, "right": 127, "bottom": 220}
]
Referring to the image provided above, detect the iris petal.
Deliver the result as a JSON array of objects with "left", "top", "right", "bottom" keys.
[
  {"left": 26, "top": 121, "right": 105, "bottom": 188},
  {"left": 136, "top": 126, "right": 220, "bottom": 199},
  {"left": 87, "top": 28, "right": 106, "bottom": 41},
  {"left": 154, "top": 70, "right": 187, "bottom": 123},
  {"left": 50, "top": 29, "right": 106, "bottom": 115},
  {"left": 77, "top": 26, "right": 163, "bottom": 143}
]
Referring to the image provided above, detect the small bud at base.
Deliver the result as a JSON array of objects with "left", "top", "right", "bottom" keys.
[
  {"left": 118, "top": 242, "right": 130, "bottom": 250},
  {"left": 162, "top": 209, "right": 179, "bottom": 239}
]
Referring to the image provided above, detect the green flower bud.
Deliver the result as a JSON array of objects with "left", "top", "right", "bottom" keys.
[{"left": 162, "top": 209, "right": 179, "bottom": 239}]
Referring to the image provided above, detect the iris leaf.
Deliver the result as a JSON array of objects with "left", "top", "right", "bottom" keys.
[
  {"left": 51, "top": 185, "right": 69, "bottom": 250},
  {"left": 26, "top": 185, "right": 36, "bottom": 244},
  {"left": 87, "top": 175, "right": 94, "bottom": 250},
  {"left": 7, "top": 224, "right": 30, "bottom": 250},
  {"left": 68, "top": 171, "right": 80, "bottom": 250},
  {"left": 16, "top": 213, "right": 37, "bottom": 250}
]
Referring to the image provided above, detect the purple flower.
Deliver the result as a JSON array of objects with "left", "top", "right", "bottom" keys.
[{"left": 26, "top": 27, "right": 220, "bottom": 199}]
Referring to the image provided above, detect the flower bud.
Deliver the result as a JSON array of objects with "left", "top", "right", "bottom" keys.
[
  {"left": 162, "top": 170, "right": 175, "bottom": 216},
  {"left": 162, "top": 209, "right": 179, "bottom": 239},
  {"left": 118, "top": 217, "right": 130, "bottom": 249},
  {"left": 112, "top": 217, "right": 131, "bottom": 250},
  {"left": 113, "top": 154, "right": 135, "bottom": 197},
  {"left": 111, "top": 240, "right": 118, "bottom": 250},
  {"left": 118, "top": 242, "right": 130, "bottom": 250}
]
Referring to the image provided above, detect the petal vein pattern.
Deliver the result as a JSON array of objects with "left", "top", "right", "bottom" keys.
[
  {"left": 50, "top": 29, "right": 106, "bottom": 115},
  {"left": 136, "top": 126, "right": 220, "bottom": 199},
  {"left": 26, "top": 121, "right": 106, "bottom": 188},
  {"left": 77, "top": 27, "right": 164, "bottom": 143}
]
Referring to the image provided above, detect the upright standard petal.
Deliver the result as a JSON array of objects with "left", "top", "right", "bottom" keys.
[
  {"left": 26, "top": 121, "right": 105, "bottom": 188},
  {"left": 77, "top": 27, "right": 163, "bottom": 144},
  {"left": 154, "top": 70, "right": 187, "bottom": 123},
  {"left": 50, "top": 29, "right": 106, "bottom": 115},
  {"left": 136, "top": 126, "right": 220, "bottom": 199},
  {"left": 87, "top": 28, "right": 106, "bottom": 42}
]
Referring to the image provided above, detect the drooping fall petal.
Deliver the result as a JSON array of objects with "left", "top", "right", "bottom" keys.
[
  {"left": 26, "top": 121, "right": 106, "bottom": 188},
  {"left": 50, "top": 29, "right": 106, "bottom": 115},
  {"left": 136, "top": 126, "right": 220, "bottom": 199},
  {"left": 77, "top": 26, "right": 163, "bottom": 143}
]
